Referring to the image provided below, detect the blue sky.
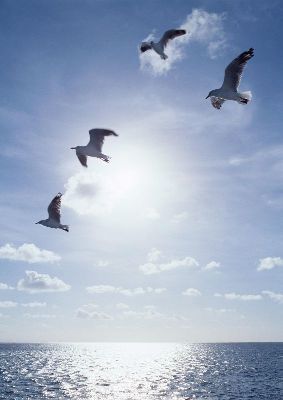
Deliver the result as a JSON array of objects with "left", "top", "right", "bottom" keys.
[{"left": 0, "top": 0, "right": 282, "bottom": 342}]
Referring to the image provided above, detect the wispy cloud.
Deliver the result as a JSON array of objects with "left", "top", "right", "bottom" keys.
[
  {"left": 145, "top": 208, "right": 160, "bottom": 220},
  {"left": 120, "top": 305, "right": 187, "bottom": 322},
  {"left": 147, "top": 248, "right": 162, "bottom": 263},
  {"left": 23, "top": 313, "right": 56, "bottom": 319},
  {"left": 171, "top": 212, "right": 188, "bottom": 223},
  {"left": 17, "top": 270, "right": 71, "bottom": 293},
  {"left": 0, "top": 282, "right": 13, "bottom": 290},
  {"left": 75, "top": 304, "right": 112, "bottom": 320},
  {"left": 116, "top": 303, "right": 129, "bottom": 310},
  {"left": 182, "top": 288, "right": 202, "bottom": 297},
  {"left": 86, "top": 285, "right": 166, "bottom": 296},
  {"left": 0, "top": 301, "right": 17, "bottom": 308},
  {"left": 139, "top": 249, "right": 199, "bottom": 275},
  {"left": 21, "top": 302, "right": 47, "bottom": 308},
  {"left": 262, "top": 290, "right": 283, "bottom": 304},
  {"left": 257, "top": 257, "right": 283, "bottom": 271},
  {"left": 215, "top": 292, "right": 262, "bottom": 301},
  {"left": 97, "top": 260, "right": 110, "bottom": 268},
  {"left": 203, "top": 261, "right": 221, "bottom": 271},
  {"left": 205, "top": 307, "right": 235, "bottom": 314},
  {"left": 139, "top": 9, "right": 226, "bottom": 75},
  {"left": 0, "top": 243, "right": 60, "bottom": 264}
]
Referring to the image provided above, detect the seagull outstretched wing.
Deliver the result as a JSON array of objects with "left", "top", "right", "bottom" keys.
[
  {"left": 47, "top": 193, "right": 62, "bottom": 223},
  {"left": 88, "top": 129, "right": 118, "bottom": 152},
  {"left": 159, "top": 29, "right": 186, "bottom": 49},
  {"left": 140, "top": 42, "right": 152, "bottom": 53},
  {"left": 76, "top": 152, "right": 87, "bottom": 167},
  {"left": 222, "top": 48, "right": 254, "bottom": 91}
]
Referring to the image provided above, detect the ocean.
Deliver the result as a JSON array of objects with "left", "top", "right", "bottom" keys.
[{"left": 0, "top": 342, "right": 282, "bottom": 399}]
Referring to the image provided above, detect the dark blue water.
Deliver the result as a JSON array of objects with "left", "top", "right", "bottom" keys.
[{"left": 0, "top": 343, "right": 282, "bottom": 399}]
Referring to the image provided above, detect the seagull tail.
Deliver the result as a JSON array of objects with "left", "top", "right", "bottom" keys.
[
  {"left": 238, "top": 91, "right": 252, "bottom": 103},
  {"left": 61, "top": 225, "right": 69, "bottom": 232}
]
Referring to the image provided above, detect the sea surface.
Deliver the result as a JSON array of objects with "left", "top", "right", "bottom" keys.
[{"left": 0, "top": 342, "right": 282, "bottom": 399}]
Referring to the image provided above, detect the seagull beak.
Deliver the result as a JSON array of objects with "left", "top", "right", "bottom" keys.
[{"left": 205, "top": 95, "right": 209, "bottom": 99}]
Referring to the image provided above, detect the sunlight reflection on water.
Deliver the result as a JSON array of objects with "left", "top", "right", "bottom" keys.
[{"left": 0, "top": 342, "right": 281, "bottom": 399}]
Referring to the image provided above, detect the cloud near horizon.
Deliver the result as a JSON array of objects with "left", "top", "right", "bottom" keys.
[
  {"left": 75, "top": 303, "right": 112, "bottom": 320},
  {"left": 139, "top": 8, "right": 227, "bottom": 75},
  {"left": 86, "top": 285, "right": 166, "bottom": 296},
  {"left": 215, "top": 292, "right": 262, "bottom": 301}
]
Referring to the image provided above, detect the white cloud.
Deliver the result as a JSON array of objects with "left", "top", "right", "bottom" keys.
[
  {"left": 63, "top": 169, "right": 134, "bottom": 217},
  {"left": 145, "top": 208, "right": 160, "bottom": 220},
  {"left": 0, "top": 301, "right": 17, "bottom": 308},
  {"left": 205, "top": 307, "right": 235, "bottom": 314},
  {"left": 147, "top": 248, "right": 162, "bottom": 263},
  {"left": 215, "top": 292, "right": 262, "bottom": 301},
  {"left": 262, "top": 290, "right": 283, "bottom": 304},
  {"left": 140, "top": 255, "right": 199, "bottom": 275},
  {"left": 75, "top": 304, "right": 112, "bottom": 320},
  {"left": 97, "top": 260, "right": 109, "bottom": 268},
  {"left": 21, "top": 302, "right": 47, "bottom": 308},
  {"left": 257, "top": 257, "right": 283, "bottom": 271},
  {"left": 203, "top": 261, "right": 221, "bottom": 271},
  {"left": 121, "top": 305, "right": 187, "bottom": 322},
  {"left": 86, "top": 285, "right": 116, "bottom": 294},
  {"left": 86, "top": 285, "right": 166, "bottom": 296},
  {"left": 17, "top": 270, "right": 71, "bottom": 293},
  {"left": 0, "top": 282, "right": 13, "bottom": 290},
  {"left": 23, "top": 313, "right": 55, "bottom": 319},
  {"left": 116, "top": 303, "right": 129, "bottom": 310},
  {"left": 63, "top": 171, "right": 112, "bottom": 216},
  {"left": 172, "top": 212, "right": 188, "bottom": 223},
  {"left": 182, "top": 288, "right": 202, "bottom": 297},
  {"left": 139, "top": 8, "right": 226, "bottom": 75},
  {"left": 0, "top": 243, "right": 60, "bottom": 264}
]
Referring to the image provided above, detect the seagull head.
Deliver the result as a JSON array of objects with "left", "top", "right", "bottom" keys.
[
  {"left": 35, "top": 220, "right": 45, "bottom": 226},
  {"left": 206, "top": 90, "right": 218, "bottom": 99}
]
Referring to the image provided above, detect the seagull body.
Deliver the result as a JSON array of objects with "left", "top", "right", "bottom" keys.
[
  {"left": 140, "top": 29, "right": 186, "bottom": 60},
  {"left": 71, "top": 128, "right": 118, "bottom": 167},
  {"left": 206, "top": 48, "right": 254, "bottom": 109},
  {"left": 36, "top": 193, "right": 69, "bottom": 232}
]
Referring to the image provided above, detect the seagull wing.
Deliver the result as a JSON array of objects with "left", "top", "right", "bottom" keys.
[
  {"left": 140, "top": 42, "right": 152, "bottom": 53},
  {"left": 159, "top": 29, "right": 186, "bottom": 49},
  {"left": 210, "top": 96, "right": 226, "bottom": 110},
  {"left": 88, "top": 129, "right": 118, "bottom": 152},
  {"left": 222, "top": 48, "right": 254, "bottom": 90},
  {"left": 76, "top": 152, "right": 87, "bottom": 167},
  {"left": 47, "top": 193, "right": 62, "bottom": 222}
]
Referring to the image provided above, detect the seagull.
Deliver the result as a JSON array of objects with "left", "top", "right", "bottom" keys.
[
  {"left": 71, "top": 128, "right": 118, "bottom": 167},
  {"left": 35, "top": 192, "right": 69, "bottom": 232},
  {"left": 206, "top": 48, "right": 254, "bottom": 109},
  {"left": 140, "top": 29, "right": 186, "bottom": 60}
]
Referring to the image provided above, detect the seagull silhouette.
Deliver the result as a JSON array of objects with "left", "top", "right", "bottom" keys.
[
  {"left": 206, "top": 48, "right": 254, "bottom": 109},
  {"left": 140, "top": 29, "right": 186, "bottom": 60},
  {"left": 71, "top": 128, "right": 118, "bottom": 167},
  {"left": 36, "top": 193, "right": 69, "bottom": 232}
]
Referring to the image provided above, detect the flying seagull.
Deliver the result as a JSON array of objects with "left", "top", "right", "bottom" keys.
[
  {"left": 36, "top": 192, "right": 69, "bottom": 232},
  {"left": 206, "top": 48, "right": 254, "bottom": 109},
  {"left": 140, "top": 29, "right": 186, "bottom": 60},
  {"left": 71, "top": 128, "right": 118, "bottom": 167}
]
